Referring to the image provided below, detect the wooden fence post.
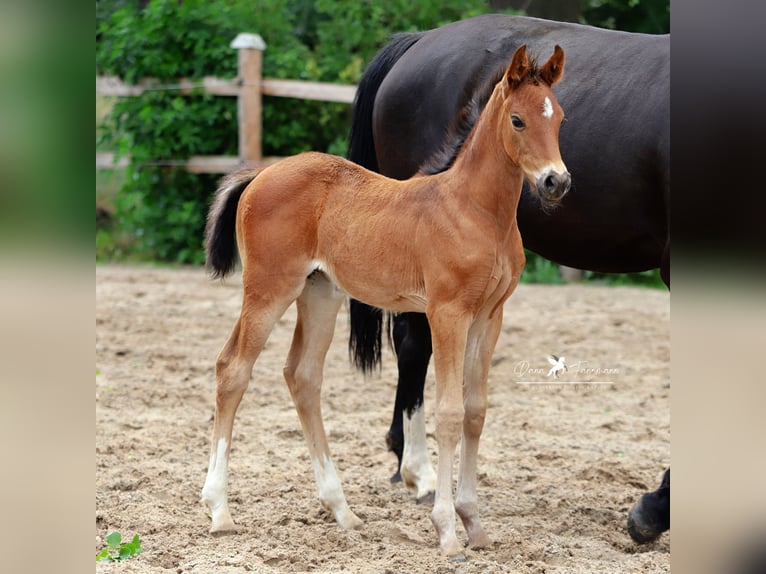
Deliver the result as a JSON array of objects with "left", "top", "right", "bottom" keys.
[{"left": 231, "top": 33, "right": 266, "bottom": 165}]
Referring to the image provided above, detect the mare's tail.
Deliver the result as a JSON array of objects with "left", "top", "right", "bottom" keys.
[
  {"left": 204, "top": 169, "right": 260, "bottom": 279},
  {"left": 346, "top": 31, "right": 423, "bottom": 374},
  {"left": 347, "top": 31, "right": 423, "bottom": 172}
]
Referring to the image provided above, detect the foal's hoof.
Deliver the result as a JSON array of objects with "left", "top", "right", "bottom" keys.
[
  {"left": 207, "top": 507, "right": 238, "bottom": 535},
  {"left": 390, "top": 470, "right": 403, "bottom": 483},
  {"left": 337, "top": 511, "right": 364, "bottom": 531},
  {"left": 416, "top": 491, "right": 435, "bottom": 505},
  {"left": 209, "top": 521, "right": 238, "bottom": 535},
  {"left": 438, "top": 535, "right": 464, "bottom": 560},
  {"left": 468, "top": 533, "right": 492, "bottom": 550}
]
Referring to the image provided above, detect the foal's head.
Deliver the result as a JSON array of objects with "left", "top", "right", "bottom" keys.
[{"left": 497, "top": 45, "right": 570, "bottom": 206}]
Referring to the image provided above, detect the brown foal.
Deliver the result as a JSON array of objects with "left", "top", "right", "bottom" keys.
[{"left": 201, "top": 44, "right": 569, "bottom": 558}]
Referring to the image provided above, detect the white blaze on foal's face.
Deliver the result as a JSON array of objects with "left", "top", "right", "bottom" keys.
[{"left": 542, "top": 96, "right": 553, "bottom": 119}]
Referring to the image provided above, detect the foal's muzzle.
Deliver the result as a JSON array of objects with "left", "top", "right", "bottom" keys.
[{"left": 536, "top": 170, "right": 571, "bottom": 203}]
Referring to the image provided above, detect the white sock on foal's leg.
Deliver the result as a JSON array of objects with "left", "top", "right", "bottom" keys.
[
  {"left": 201, "top": 437, "right": 236, "bottom": 532},
  {"left": 311, "top": 454, "right": 363, "bottom": 530}
]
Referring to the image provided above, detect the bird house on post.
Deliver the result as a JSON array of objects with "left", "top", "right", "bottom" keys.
[{"left": 231, "top": 33, "right": 267, "bottom": 166}]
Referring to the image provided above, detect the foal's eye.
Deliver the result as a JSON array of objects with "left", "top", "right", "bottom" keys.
[{"left": 511, "top": 115, "right": 525, "bottom": 130}]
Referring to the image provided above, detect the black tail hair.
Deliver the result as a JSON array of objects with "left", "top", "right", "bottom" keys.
[
  {"left": 346, "top": 31, "right": 423, "bottom": 172},
  {"left": 346, "top": 31, "right": 423, "bottom": 373},
  {"left": 204, "top": 169, "right": 260, "bottom": 279}
]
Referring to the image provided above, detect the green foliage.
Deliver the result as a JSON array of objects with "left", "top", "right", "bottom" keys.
[
  {"left": 521, "top": 250, "right": 565, "bottom": 285},
  {"left": 97, "top": 0, "right": 246, "bottom": 263},
  {"left": 96, "top": 0, "right": 329, "bottom": 263},
  {"left": 582, "top": 269, "right": 665, "bottom": 288},
  {"left": 96, "top": 531, "right": 143, "bottom": 562},
  {"left": 521, "top": 250, "right": 666, "bottom": 288},
  {"left": 311, "top": 0, "right": 498, "bottom": 81},
  {"left": 582, "top": 0, "right": 670, "bottom": 33}
]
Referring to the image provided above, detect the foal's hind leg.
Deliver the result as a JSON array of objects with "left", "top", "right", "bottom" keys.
[
  {"left": 201, "top": 284, "right": 300, "bottom": 533},
  {"left": 283, "top": 272, "right": 363, "bottom": 530}
]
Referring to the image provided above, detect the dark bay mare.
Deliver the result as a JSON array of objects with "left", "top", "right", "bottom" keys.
[{"left": 346, "top": 14, "right": 669, "bottom": 506}]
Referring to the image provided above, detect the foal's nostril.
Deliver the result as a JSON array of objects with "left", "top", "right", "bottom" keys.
[
  {"left": 536, "top": 171, "right": 570, "bottom": 201},
  {"left": 544, "top": 175, "right": 556, "bottom": 191}
]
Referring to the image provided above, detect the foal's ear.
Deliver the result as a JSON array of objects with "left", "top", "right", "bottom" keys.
[
  {"left": 539, "top": 45, "right": 565, "bottom": 86},
  {"left": 506, "top": 44, "right": 530, "bottom": 89}
]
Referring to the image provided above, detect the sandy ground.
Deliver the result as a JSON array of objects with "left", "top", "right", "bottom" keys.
[{"left": 96, "top": 264, "right": 670, "bottom": 573}]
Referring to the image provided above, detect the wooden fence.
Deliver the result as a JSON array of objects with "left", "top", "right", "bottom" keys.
[{"left": 96, "top": 33, "right": 357, "bottom": 173}]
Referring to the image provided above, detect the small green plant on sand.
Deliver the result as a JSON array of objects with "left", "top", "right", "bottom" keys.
[{"left": 96, "top": 531, "right": 143, "bottom": 562}]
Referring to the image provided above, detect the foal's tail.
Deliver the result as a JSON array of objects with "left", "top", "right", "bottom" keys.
[
  {"left": 204, "top": 169, "right": 259, "bottom": 279},
  {"left": 347, "top": 31, "right": 423, "bottom": 374}
]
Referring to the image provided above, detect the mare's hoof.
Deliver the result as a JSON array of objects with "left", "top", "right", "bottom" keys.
[
  {"left": 448, "top": 553, "right": 467, "bottom": 563},
  {"left": 627, "top": 502, "right": 662, "bottom": 544},
  {"left": 627, "top": 468, "right": 670, "bottom": 544}
]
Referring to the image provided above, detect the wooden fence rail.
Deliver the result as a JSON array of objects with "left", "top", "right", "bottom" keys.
[{"left": 96, "top": 33, "right": 356, "bottom": 173}]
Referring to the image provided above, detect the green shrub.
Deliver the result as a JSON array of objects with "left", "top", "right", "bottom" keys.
[
  {"left": 520, "top": 250, "right": 665, "bottom": 288},
  {"left": 582, "top": 268, "right": 665, "bottom": 288},
  {"left": 98, "top": 0, "right": 243, "bottom": 263},
  {"left": 582, "top": 0, "right": 670, "bottom": 34},
  {"left": 521, "top": 250, "right": 565, "bottom": 285}
]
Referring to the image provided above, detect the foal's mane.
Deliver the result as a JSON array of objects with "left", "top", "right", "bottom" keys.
[{"left": 417, "top": 55, "right": 543, "bottom": 176}]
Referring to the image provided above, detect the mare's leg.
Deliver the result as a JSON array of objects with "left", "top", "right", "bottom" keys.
[
  {"left": 283, "top": 272, "right": 363, "bottom": 530},
  {"left": 389, "top": 313, "right": 436, "bottom": 501},
  {"left": 660, "top": 237, "right": 670, "bottom": 287},
  {"left": 427, "top": 304, "right": 472, "bottom": 557},
  {"left": 455, "top": 310, "right": 503, "bottom": 549},
  {"left": 201, "top": 281, "right": 300, "bottom": 533}
]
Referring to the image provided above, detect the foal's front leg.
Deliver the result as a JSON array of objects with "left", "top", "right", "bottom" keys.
[
  {"left": 427, "top": 305, "right": 472, "bottom": 557},
  {"left": 455, "top": 310, "right": 503, "bottom": 549}
]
